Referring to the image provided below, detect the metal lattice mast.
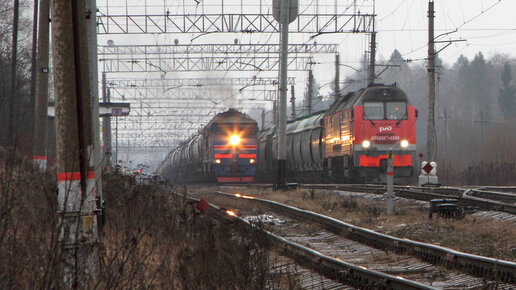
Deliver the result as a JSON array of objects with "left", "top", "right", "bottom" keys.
[
  {"left": 96, "top": 13, "right": 374, "bottom": 34},
  {"left": 100, "top": 55, "right": 314, "bottom": 73},
  {"left": 98, "top": 43, "right": 339, "bottom": 55}
]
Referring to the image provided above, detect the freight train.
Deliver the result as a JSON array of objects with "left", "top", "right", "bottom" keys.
[
  {"left": 157, "top": 109, "right": 258, "bottom": 183},
  {"left": 257, "top": 83, "right": 417, "bottom": 183}
]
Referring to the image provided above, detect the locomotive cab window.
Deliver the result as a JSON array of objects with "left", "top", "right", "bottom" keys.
[
  {"left": 386, "top": 102, "right": 407, "bottom": 120},
  {"left": 213, "top": 125, "right": 257, "bottom": 137},
  {"left": 363, "top": 101, "right": 407, "bottom": 120},
  {"left": 363, "top": 102, "right": 384, "bottom": 120}
]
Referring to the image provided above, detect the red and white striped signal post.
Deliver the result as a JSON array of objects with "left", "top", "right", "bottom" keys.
[
  {"left": 51, "top": 0, "right": 99, "bottom": 285},
  {"left": 386, "top": 151, "right": 394, "bottom": 215}
]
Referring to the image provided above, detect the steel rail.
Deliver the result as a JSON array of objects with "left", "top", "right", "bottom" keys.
[
  {"left": 179, "top": 193, "right": 436, "bottom": 289},
  {"left": 304, "top": 184, "right": 516, "bottom": 215},
  {"left": 214, "top": 191, "right": 516, "bottom": 284},
  {"left": 466, "top": 189, "right": 516, "bottom": 203}
]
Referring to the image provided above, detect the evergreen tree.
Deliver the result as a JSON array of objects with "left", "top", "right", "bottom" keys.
[
  {"left": 454, "top": 53, "right": 494, "bottom": 116},
  {"left": 469, "top": 52, "right": 492, "bottom": 110},
  {"left": 498, "top": 62, "right": 516, "bottom": 119},
  {"left": 303, "top": 70, "right": 322, "bottom": 114},
  {"left": 389, "top": 49, "right": 404, "bottom": 63}
]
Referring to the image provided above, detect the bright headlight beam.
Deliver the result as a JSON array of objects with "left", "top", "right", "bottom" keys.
[
  {"left": 400, "top": 140, "right": 409, "bottom": 148},
  {"left": 230, "top": 135, "right": 240, "bottom": 145},
  {"left": 362, "top": 140, "right": 371, "bottom": 148}
]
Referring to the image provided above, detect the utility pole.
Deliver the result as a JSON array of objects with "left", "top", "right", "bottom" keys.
[
  {"left": 273, "top": 0, "right": 298, "bottom": 189},
  {"left": 427, "top": 0, "right": 436, "bottom": 162},
  {"left": 439, "top": 108, "right": 452, "bottom": 168},
  {"left": 307, "top": 69, "right": 313, "bottom": 115},
  {"left": 290, "top": 85, "right": 296, "bottom": 120},
  {"left": 475, "top": 111, "right": 485, "bottom": 143},
  {"left": 102, "top": 73, "right": 113, "bottom": 169},
  {"left": 261, "top": 108, "right": 265, "bottom": 130},
  {"left": 8, "top": 0, "right": 20, "bottom": 148},
  {"left": 51, "top": 0, "right": 99, "bottom": 286},
  {"left": 33, "top": 0, "right": 50, "bottom": 171},
  {"left": 334, "top": 53, "right": 340, "bottom": 101},
  {"left": 368, "top": 31, "right": 376, "bottom": 85},
  {"left": 29, "top": 0, "right": 38, "bottom": 153},
  {"left": 273, "top": 100, "right": 277, "bottom": 125},
  {"left": 368, "top": 1, "right": 376, "bottom": 85},
  {"left": 277, "top": 0, "right": 289, "bottom": 189},
  {"left": 86, "top": 0, "right": 104, "bottom": 227}
]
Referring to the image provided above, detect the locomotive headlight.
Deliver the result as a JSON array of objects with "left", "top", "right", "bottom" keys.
[
  {"left": 362, "top": 140, "right": 371, "bottom": 148},
  {"left": 400, "top": 140, "right": 409, "bottom": 148},
  {"left": 249, "top": 159, "right": 255, "bottom": 164},
  {"left": 229, "top": 135, "right": 240, "bottom": 145},
  {"left": 215, "top": 159, "right": 221, "bottom": 164}
]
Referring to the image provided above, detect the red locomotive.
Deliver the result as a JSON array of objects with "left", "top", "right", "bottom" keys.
[
  {"left": 323, "top": 84, "right": 416, "bottom": 183},
  {"left": 157, "top": 109, "right": 258, "bottom": 184},
  {"left": 257, "top": 84, "right": 417, "bottom": 183}
]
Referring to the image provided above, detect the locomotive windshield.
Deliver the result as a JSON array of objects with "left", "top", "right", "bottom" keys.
[
  {"left": 386, "top": 102, "right": 407, "bottom": 120},
  {"left": 363, "top": 101, "right": 407, "bottom": 120},
  {"left": 213, "top": 124, "right": 257, "bottom": 137},
  {"left": 363, "top": 102, "right": 384, "bottom": 120}
]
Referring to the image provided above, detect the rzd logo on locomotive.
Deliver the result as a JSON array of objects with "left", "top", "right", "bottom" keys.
[{"left": 379, "top": 126, "right": 392, "bottom": 133}]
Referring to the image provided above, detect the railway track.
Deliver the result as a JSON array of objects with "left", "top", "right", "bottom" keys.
[
  {"left": 188, "top": 189, "right": 516, "bottom": 289},
  {"left": 290, "top": 184, "right": 516, "bottom": 215}
]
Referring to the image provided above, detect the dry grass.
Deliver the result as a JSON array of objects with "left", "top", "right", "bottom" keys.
[
  {"left": 99, "top": 172, "right": 276, "bottom": 289},
  {"left": 217, "top": 187, "right": 516, "bottom": 261},
  {"left": 0, "top": 150, "right": 283, "bottom": 289}
]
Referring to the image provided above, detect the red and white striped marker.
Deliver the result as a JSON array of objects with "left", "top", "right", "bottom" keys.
[
  {"left": 33, "top": 156, "right": 47, "bottom": 171},
  {"left": 57, "top": 171, "right": 96, "bottom": 212}
]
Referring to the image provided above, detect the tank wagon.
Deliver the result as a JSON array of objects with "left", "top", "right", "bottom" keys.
[
  {"left": 157, "top": 109, "right": 258, "bottom": 183},
  {"left": 257, "top": 84, "right": 417, "bottom": 183}
]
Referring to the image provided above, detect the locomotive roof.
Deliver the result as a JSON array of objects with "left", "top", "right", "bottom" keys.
[
  {"left": 258, "top": 110, "right": 325, "bottom": 136},
  {"left": 206, "top": 108, "right": 256, "bottom": 126},
  {"left": 325, "top": 84, "right": 408, "bottom": 115}
]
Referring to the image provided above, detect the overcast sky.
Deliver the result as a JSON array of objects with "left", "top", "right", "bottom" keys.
[{"left": 373, "top": 0, "right": 516, "bottom": 65}]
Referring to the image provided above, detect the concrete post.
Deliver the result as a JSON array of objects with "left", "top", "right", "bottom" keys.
[
  {"left": 32, "top": 0, "right": 50, "bottom": 171},
  {"left": 427, "top": 0, "right": 436, "bottom": 161},
  {"left": 386, "top": 151, "right": 394, "bottom": 215},
  {"left": 290, "top": 85, "right": 296, "bottom": 120},
  {"left": 101, "top": 73, "right": 113, "bottom": 169},
  {"left": 51, "top": 0, "right": 99, "bottom": 285},
  {"left": 86, "top": 0, "right": 104, "bottom": 230},
  {"left": 334, "top": 53, "right": 340, "bottom": 101},
  {"left": 276, "top": 0, "right": 291, "bottom": 188}
]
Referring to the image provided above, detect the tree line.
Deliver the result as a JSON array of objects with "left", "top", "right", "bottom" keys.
[{"left": 0, "top": 0, "right": 34, "bottom": 155}]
